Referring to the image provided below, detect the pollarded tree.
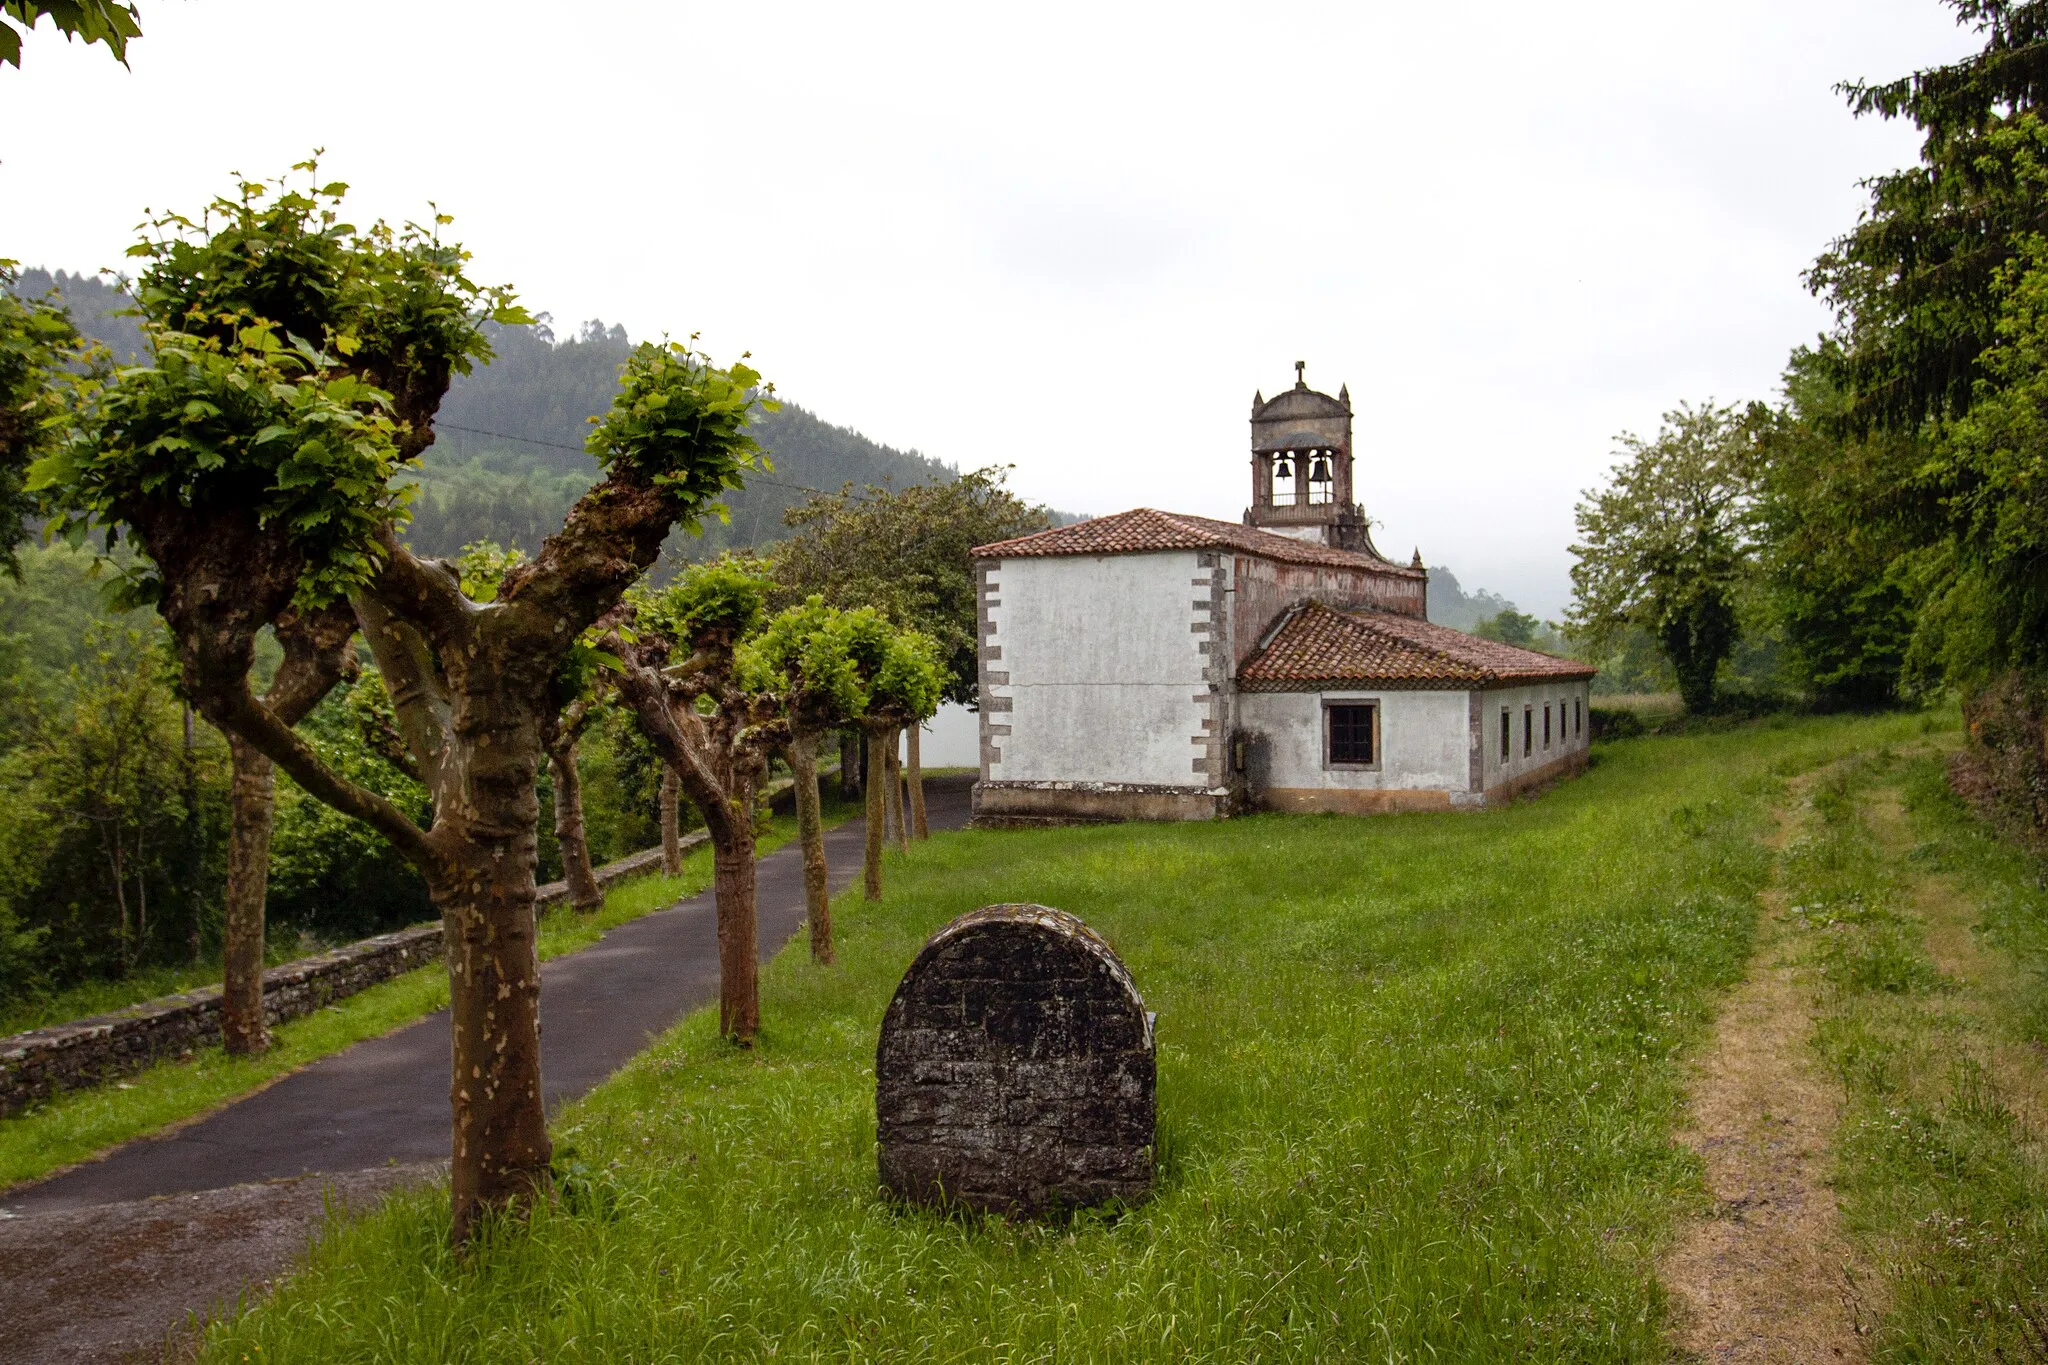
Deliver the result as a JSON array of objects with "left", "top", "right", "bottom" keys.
[
  {"left": 852, "top": 623, "right": 944, "bottom": 902},
  {"left": 737, "top": 598, "right": 940, "bottom": 961},
  {"left": 1567, "top": 402, "right": 1763, "bottom": 715},
  {"left": 219, "top": 603, "right": 358, "bottom": 1053},
  {"left": 455, "top": 539, "right": 605, "bottom": 912},
  {"left": 38, "top": 172, "right": 769, "bottom": 1241},
  {"left": 607, "top": 558, "right": 781, "bottom": 1041}
]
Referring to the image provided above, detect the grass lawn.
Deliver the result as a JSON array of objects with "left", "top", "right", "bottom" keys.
[
  {"left": 0, "top": 803, "right": 851, "bottom": 1194},
  {"left": 1777, "top": 748, "right": 2048, "bottom": 1357},
  {"left": 196, "top": 710, "right": 1962, "bottom": 1362}
]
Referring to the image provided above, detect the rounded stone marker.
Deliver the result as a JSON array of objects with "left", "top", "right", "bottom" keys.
[{"left": 876, "top": 903, "right": 1155, "bottom": 1217}]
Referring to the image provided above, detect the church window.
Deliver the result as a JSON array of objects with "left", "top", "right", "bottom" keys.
[
  {"left": 1325, "top": 702, "right": 1377, "bottom": 768},
  {"left": 1523, "top": 707, "right": 1533, "bottom": 757},
  {"left": 1500, "top": 708, "right": 1510, "bottom": 762},
  {"left": 1544, "top": 705, "right": 1552, "bottom": 748}
]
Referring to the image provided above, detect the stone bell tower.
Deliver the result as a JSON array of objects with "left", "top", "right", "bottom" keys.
[{"left": 1243, "top": 361, "right": 1378, "bottom": 555}]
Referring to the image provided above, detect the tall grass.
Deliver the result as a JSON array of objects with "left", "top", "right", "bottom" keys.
[
  {"left": 1787, "top": 751, "right": 2048, "bottom": 1358},
  {"left": 199, "top": 712, "right": 1936, "bottom": 1362}
]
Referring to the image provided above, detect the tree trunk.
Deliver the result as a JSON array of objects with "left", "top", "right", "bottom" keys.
[
  {"left": 840, "top": 730, "right": 862, "bottom": 801},
  {"left": 885, "top": 729, "right": 909, "bottom": 854},
  {"left": 908, "top": 722, "right": 928, "bottom": 840},
  {"left": 659, "top": 765, "right": 683, "bottom": 875},
  {"left": 864, "top": 728, "right": 887, "bottom": 901},
  {"left": 221, "top": 734, "right": 276, "bottom": 1055},
  {"left": 713, "top": 819, "right": 761, "bottom": 1041},
  {"left": 550, "top": 737, "right": 601, "bottom": 912},
  {"left": 789, "top": 732, "right": 832, "bottom": 964},
  {"left": 434, "top": 792, "right": 551, "bottom": 1246}
]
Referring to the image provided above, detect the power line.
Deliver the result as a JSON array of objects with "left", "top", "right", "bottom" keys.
[{"left": 432, "top": 421, "right": 831, "bottom": 498}]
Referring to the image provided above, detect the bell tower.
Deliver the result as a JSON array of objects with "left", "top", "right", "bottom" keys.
[{"left": 1243, "top": 361, "right": 1377, "bottom": 554}]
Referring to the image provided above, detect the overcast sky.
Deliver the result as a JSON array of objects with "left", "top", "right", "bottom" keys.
[{"left": 0, "top": 2, "right": 1982, "bottom": 616}]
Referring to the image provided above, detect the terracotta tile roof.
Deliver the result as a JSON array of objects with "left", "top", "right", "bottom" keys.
[
  {"left": 1240, "top": 601, "right": 1598, "bottom": 690},
  {"left": 973, "top": 507, "right": 1420, "bottom": 574}
]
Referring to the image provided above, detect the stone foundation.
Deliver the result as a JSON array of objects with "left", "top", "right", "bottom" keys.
[{"left": 971, "top": 780, "right": 1231, "bottom": 826}]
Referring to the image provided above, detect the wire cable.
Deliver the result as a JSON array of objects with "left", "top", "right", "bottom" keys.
[{"left": 431, "top": 421, "right": 833, "bottom": 498}]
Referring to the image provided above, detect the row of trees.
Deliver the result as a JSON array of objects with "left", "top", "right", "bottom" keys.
[
  {"left": 1568, "top": 0, "right": 2048, "bottom": 792},
  {"left": 0, "top": 160, "right": 1045, "bottom": 1242}
]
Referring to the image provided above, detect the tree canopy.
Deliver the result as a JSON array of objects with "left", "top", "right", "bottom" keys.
[
  {"left": 771, "top": 466, "right": 1048, "bottom": 706},
  {"left": 1568, "top": 403, "right": 1762, "bottom": 714},
  {"left": 0, "top": 0, "right": 140, "bottom": 68}
]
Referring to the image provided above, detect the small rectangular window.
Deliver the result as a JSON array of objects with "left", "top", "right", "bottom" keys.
[
  {"left": 1575, "top": 697, "right": 1583, "bottom": 736},
  {"left": 1500, "top": 707, "right": 1510, "bottom": 762},
  {"left": 1523, "top": 706, "right": 1533, "bottom": 757},
  {"left": 1326, "top": 703, "right": 1376, "bottom": 766},
  {"left": 1544, "top": 705, "right": 1552, "bottom": 748}
]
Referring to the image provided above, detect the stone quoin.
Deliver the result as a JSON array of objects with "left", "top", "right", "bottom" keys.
[{"left": 875, "top": 904, "right": 1156, "bottom": 1216}]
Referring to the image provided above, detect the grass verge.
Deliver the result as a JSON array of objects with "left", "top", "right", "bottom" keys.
[
  {"left": 0, "top": 804, "right": 849, "bottom": 1194},
  {"left": 199, "top": 711, "right": 1940, "bottom": 1363},
  {"left": 1779, "top": 749, "right": 2048, "bottom": 1358}
]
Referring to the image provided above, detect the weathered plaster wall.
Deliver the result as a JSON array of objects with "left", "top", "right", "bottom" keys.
[
  {"left": 981, "top": 552, "right": 1214, "bottom": 787},
  {"left": 1230, "top": 556, "right": 1426, "bottom": 671},
  {"left": 1240, "top": 688, "right": 1474, "bottom": 809},
  {"left": 1478, "top": 680, "right": 1592, "bottom": 796}
]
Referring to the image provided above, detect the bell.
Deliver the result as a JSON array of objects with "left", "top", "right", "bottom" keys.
[
  {"left": 1274, "top": 456, "right": 1294, "bottom": 481},
  {"left": 1309, "top": 455, "right": 1332, "bottom": 484}
]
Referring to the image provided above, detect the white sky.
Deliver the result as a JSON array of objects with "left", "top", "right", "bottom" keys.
[{"left": 0, "top": 1, "right": 1981, "bottom": 617}]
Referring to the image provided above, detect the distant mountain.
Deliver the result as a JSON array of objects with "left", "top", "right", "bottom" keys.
[
  {"left": 10, "top": 273, "right": 962, "bottom": 562},
  {"left": 1425, "top": 564, "right": 1519, "bottom": 631}
]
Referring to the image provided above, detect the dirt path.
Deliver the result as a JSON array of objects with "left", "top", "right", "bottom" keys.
[{"left": 1661, "top": 778, "right": 1871, "bottom": 1363}]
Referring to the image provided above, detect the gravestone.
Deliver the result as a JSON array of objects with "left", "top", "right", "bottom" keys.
[{"left": 875, "top": 903, "right": 1155, "bottom": 1216}]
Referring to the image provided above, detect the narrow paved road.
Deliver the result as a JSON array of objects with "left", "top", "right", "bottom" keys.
[{"left": 0, "top": 777, "right": 970, "bottom": 1363}]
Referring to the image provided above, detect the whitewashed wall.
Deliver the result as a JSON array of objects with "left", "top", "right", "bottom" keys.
[
  {"left": 983, "top": 551, "right": 1212, "bottom": 787},
  {"left": 1477, "top": 680, "right": 1591, "bottom": 791},
  {"left": 1240, "top": 689, "right": 1473, "bottom": 792}
]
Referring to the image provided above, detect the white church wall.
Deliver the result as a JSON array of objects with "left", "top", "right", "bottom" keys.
[
  {"left": 1240, "top": 688, "right": 1474, "bottom": 812},
  {"left": 1477, "top": 679, "right": 1591, "bottom": 799},
  {"left": 981, "top": 551, "right": 1213, "bottom": 789}
]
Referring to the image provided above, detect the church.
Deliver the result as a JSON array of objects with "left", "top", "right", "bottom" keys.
[{"left": 970, "top": 366, "right": 1597, "bottom": 824}]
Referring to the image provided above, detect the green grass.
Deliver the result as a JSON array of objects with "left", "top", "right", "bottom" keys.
[
  {"left": 196, "top": 711, "right": 1943, "bottom": 1363},
  {"left": 1780, "top": 749, "right": 2048, "bottom": 1359},
  {"left": 0, "top": 805, "right": 848, "bottom": 1193}
]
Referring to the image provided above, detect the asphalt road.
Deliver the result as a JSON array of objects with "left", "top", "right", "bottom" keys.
[{"left": 0, "top": 777, "right": 971, "bottom": 1364}]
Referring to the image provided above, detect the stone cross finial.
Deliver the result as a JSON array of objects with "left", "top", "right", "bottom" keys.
[{"left": 1294, "top": 360, "right": 1306, "bottom": 389}]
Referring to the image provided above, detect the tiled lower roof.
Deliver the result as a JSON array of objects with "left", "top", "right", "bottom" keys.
[
  {"left": 973, "top": 507, "right": 1419, "bottom": 575},
  {"left": 1240, "top": 601, "right": 1598, "bottom": 690}
]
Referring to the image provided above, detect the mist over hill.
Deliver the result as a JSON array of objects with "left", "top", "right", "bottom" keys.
[
  {"left": 10, "top": 270, "right": 1520, "bottom": 615},
  {"left": 11, "top": 271, "right": 960, "bottom": 561}
]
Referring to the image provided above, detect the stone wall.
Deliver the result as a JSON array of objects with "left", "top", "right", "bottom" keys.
[
  {"left": 0, "top": 826, "right": 721, "bottom": 1117},
  {"left": 0, "top": 925, "right": 444, "bottom": 1116}
]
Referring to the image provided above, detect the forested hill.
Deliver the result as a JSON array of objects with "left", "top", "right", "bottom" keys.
[{"left": 11, "top": 270, "right": 959, "bottom": 560}]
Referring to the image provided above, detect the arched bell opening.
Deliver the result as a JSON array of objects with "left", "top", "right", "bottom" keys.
[
  {"left": 1307, "top": 450, "right": 1335, "bottom": 506},
  {"left": 1267, "top": 452, "right": 1300, "bottom": 507}
]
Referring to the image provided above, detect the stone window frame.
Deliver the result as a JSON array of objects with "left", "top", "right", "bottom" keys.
[
  {"left": 1543, "top": 703, "right": 1552, "bottom": 749},
  {"left": 1499, "top": 705, "right": 1510, "bottom": 763},
  {"left": 1321, "top": 697, "right": 1382, "bottom": 772},
  {"left": 1523, "top": 705, "right": 1533, "bottom": 757}
]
